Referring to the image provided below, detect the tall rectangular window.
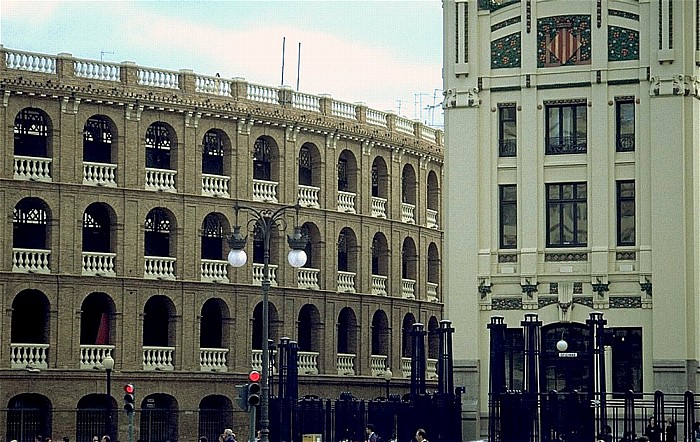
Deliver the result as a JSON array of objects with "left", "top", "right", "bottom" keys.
[
  {"left": 545, "top": 102, "right": 587, "bottom": 154},
  {"left": 617, "top": 181, "right": 635, "bottom": 246},
  {"left": 609, "top": 327, "right": 642, "bottom": 397},
  {"left": 616, "top": 99, "right": 635, "bottom": 152},
  {"left": 499, "top": 185, "right": 517, "bottom": 248},
  {"left": 498, "top": 105, "right": 517, "bottom": 157},
  {"left": 546, "top": 182, "right": 587, "bottom": 247}
]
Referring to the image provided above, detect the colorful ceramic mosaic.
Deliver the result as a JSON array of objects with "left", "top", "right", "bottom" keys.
[
  {"left": 608, "top": 26, "right": 639, "bottom": 61},
  {"left": 491, "top": 32, "right": 522, "bottom": 69},
  {"left": 537, "top": 15, "right": 591, "bottom": 67}
]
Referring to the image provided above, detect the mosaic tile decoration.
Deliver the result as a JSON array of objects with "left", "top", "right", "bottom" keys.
[
  {"left": 608, "top": 9, "right": 640, "bottom": 21},
  {"left": 492, "top": 32, "right": 522, "bottom": 69},
  {"left": 537, "top": 15, "right": 591, "bottom": 67},
  {"left": 609, "top": 26, "right": 640, "bottom": 61},
  {"left": 492, "top": 16, "right": 522, "bottom": 32}
]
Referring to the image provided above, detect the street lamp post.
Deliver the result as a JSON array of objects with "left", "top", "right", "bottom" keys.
[
  {"left": 102, "top": 355, "right": 115, "bottom": 439},
  {"left": 228, "top": 202, "right": 308, "bottom": 442},
  {"left": 383, "top": 367, "right": 393, "bottom": 399}
]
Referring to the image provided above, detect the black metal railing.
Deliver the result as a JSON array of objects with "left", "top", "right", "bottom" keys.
[
  {"left": 616, "top": 134, "right": 635, "bottom": 152},
  {"left": 545, "top": 137, "right": 587, "bottom": 155},
  {"left": 498, "top": 139, "right": 517, "bottom": 157}
]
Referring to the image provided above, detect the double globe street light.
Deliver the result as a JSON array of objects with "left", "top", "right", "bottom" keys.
[{"left": 227, "top": 202, "right": 308, "bottom": 442}]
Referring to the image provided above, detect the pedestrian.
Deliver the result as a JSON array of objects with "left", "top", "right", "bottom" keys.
[
  {"left": 92, "top": 437, "right": 99, "bottom": 442},
  {"left": 415, "top": 429, "right": 428, "bottom": 442},
  {"left": 644, "top": 416, "right": 661, "bottom": 442},
  {"left": 199, "top": 437, "right": 208, "bottom": 442},
  {"left": 223, "top": 429, "right": 236, "bottom": 442},
  {"left": 101, "top": 436, "right": 111, "bottom": 442},
  {"left": 619, "top": 431, "right": 635, "bottom": 442},
  {"left": 597, "top": 424, "right": 613, "bottom": 442},
  {"left": 665, "top": 418, "right": 676, "bottom": 442},
  {"left": 365, "top": 424, "right": 378, "bottom": 442}
]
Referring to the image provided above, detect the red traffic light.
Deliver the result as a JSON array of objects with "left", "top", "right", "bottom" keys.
[
  {"left": 124, "top": 384, "right": 135, "bottom": 394},
  {"left": 248, "top": 370, "right": 261, "bottom": 383}
]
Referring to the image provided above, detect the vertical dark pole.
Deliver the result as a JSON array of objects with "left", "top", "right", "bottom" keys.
[
  {"left": 278, "top": 337, "right": 290, "bottom": 401},
  {"left": 106, "top": 367, "right": 112, "bottom": 439},
  {"left": 411, "top": 323, "right": 427, "bottom": 397},
  {"left": 487, "top": 316, "right": 507, "bottom": 442},
  {"left": 287, "top": 340, "right": 299, "bottom": 442},
  {"left": 438, "top": 320, "right": 455, "bottom": 397},
  {"left": 269, "top": 339, "right": 276, "bottom": 398},
  {"left": 587, "top": 311, "right": 607, "bottom": 438},
  {"left": 684, "top": 391, "right": 695, "bottom": 442},
  {"left": 521, "top": 313, "right": 541, "bottom": 442}
]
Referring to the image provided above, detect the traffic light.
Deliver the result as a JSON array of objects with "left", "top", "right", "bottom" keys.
[
  {"left": 247, "top": 370, "right": 261, "bottom": 407},
  {"left": 123, "top": 383, "right": 135, "bottom": 413},
  {"left": 235, "top": 384, "right": 249, "bottom": 411}
]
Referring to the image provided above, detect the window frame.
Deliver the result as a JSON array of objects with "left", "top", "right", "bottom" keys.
[
  {"left": 546, "top": 182, "right": 588, "bottom": 247},
  {"left": 615, "top": 98, "right": 635, "bottom": 152},
  {"left": 544, "top": 102, "right": 587, "bottom": 155},
  {"left": 499, "top": 184, "right": 517, "bottom": 249},
  {"left": 616, "top": 180, "right": 635, "bottom": 246},
  {"left": 498, "top": 104, "right": 517, "bottom": 157}
]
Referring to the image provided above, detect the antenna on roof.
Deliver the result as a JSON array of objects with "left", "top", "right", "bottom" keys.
[
  {"left": 281, "top": 37, "right": 286, "bottom": 85},
  {"left": 100, "top": 51, "right": 114, "bottom": 61},
  {"left": 296, "top": 42, "right": 301, "bottom": 91}
]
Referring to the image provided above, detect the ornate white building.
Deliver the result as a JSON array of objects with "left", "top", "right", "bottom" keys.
[{"left": 442, "top": 0, "right": 700, "bottom": 438}]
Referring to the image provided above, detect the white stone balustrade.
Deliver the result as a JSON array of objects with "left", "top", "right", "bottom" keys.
[
  {"left": 427, "top": 358, "right": 438, "bottom": 380},
  {"left": 402, "top": 278, "right": 416, "bottom": 299},
  {"left": 143, "top": 346, "right": 175, "bottom": 371},
  {"left": 82, "top": 252, "right": 116, "bottom": 277},
  {"left": 12, "top": 248, "right": 51, "bottom": 274},
  {"left": 201, "top": 259, "right": 229, "bottom": 283},
  {"left": 292, "top": 92, "right": 321, "bottom": 112},
  {"left": 337, "top": 271, "right": 356, "bottom": 293},
  {"left": 10, "top": 343, "right": 49, "bottom": 369},
  {"left": 336, "top": 353, "right": 356, "bottom": 375},
  {"left": 252, "top": 179, "right": 278, "bottom": 203},
  {"left": 421, "top": 126, "right": 438, "bottom": 143},
  {"left": 401, "top": 357, "right": 411, "bottom": 378},
  {"left": 372, "top": 275, "right": 388, "bottom": 296},
  {"left": 137, "top": 68, "right": 179, "bottom": 89},
  {"left": 331, "top": 100, "right": 356, "bottom": 119},
  {"left": 144, "top": 256, "right": 176, "bottom": 280},
  {"left": 251, "top": 349, "right": 277, "bottom": 374},
  {"left": 74, "top": 60, "right": 121, "bottom": 81},
  {"left": 5, "top": 50, "right": 56, "bottom": 73},
  {"left": 337, "top": 191, "right": 356, "bottom": 213},
  {"left": 297, "top": 268, "right": 320, "bottom": 290},
  {"left": 371, "top": 197, "right": 387, "bottom": 218},
  {"left": 426, "top": 209, "right": 439, "bottom": 229},
  {"left": 401, "top": 203, "right": 416, "bottom": 224},
  {"left": 247, "top": 83, "right": 280, "bottom": 104},
  {"left": 395, "top": 116, "right": 415, "bottom": 135},
  {"left": 200, "top": 347, "right": 229, "bottom": 372},
  {"left": 370, "top": 354, "right": 388, "bottom": 377},
  {"left": 14, "top": 156, "right": 52, "bottom": 182},
  {"left": 195, "top": 75, "right": 232, "bottom": 96},
  {"left": 367, "top": 109, "right": 388, "bottom": 127},
  {"left": 83, "top": 161, "right": 117, "bottom": 187},
  {"left": 298, "top": 351, "right": 319, "bottom": 375},
  {"left": 80, "top": 345, "right": 115, "bottom": 370},
  {"left": 202, "top": 174, "right": 230, "bottom": 198},
  {"left": 427, "top": 282, "right": 439, "bottom": 302},
  {"left": 298, "top": 185, "right": 320, "bottom": 208},
  {"left": 253, "top": 263, "right": 278, "bottom": 286},
  {"left": 145, "top": 168, "right": 177, "bottom": 192}
]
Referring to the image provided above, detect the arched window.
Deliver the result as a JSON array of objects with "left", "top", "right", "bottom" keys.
[
  {"left": 83, "top": 116, "right": 113, "bottom": 164},
  {"left": 202, "top": 130, "right": 225, "bottom": 176},
  {"left": 83, "top": 203, "right": 112, "bottom": 253},
  {"left": 201, "top": 214, "right": 225, "bottom": 260},
  {"left": 13, "top": 198, "right": 49, "bottom": 249},
  {"left": 14, "top": 108, "right": 49, "bottom": 157},
  {"left": 144, "top": 208, "right": 172, "bottom": 257},
  {"left": 253, "top": 137, "right": 272, "bottom": 181},
  {"left": 299, "top": 144, "right": 312, "bottom": 186},
  {"left": 145, "top": 123, "right": 172, "bottom": 169}
]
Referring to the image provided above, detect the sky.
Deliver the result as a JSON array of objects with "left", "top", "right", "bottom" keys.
[{"left": 0, "top": 0, "right": 444, "bottom": 125}]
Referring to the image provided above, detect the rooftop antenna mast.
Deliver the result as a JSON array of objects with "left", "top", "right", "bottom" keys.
[
  {"left": 281, "top": 37, "right": 286, "bottom": 85},
  {"left": 100, "top": 51, "right": 114, "bottom": 61},
  {"left": 296, "top": 42, "right": 301, "bottom": 91}
]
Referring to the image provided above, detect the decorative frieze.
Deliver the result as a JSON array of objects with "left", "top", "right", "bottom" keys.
[
  {"left": 616, "top": 251, "right": 636, "bottom": 261},
  {"left": 492, "top": 297, "right": 522, "bottom": 310},
  {"left": 609, "top": 26, "right": 640, "bottom": 61},
  {"left": 538, "top": 16, "right": 592, "bottom": 68},
  {"left": 498, "top": 253, "right": 518, "bottom": 263},
  {"left": 545, "top": 252, "right": 588, "bottom": 262},
  {"left": 609, "top": 296, "right": 642, "bottom": 308},
  {"left": 491, "top": 16, "right": 521, "bottom": 32},
  {"left": 491, "top": 33, "right": 522, "bottom": 69}
]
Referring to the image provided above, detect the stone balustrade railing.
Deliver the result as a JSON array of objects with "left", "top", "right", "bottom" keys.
[
  {"left": 145, "top": 168, "right": 177, "bottom": 192},
  {"left": 426, "top": 208, "right": 439, "bottom": 229},
  {"left": 253, "top": 263, "right": 278, "bottom": 286},
  {"left": 80, "top": 344, "right": 115, "bottom": 370},
  {"left": 401, "top": 357, "right": 411, "bottom": 378},
  {"left": 251, "top": 349, "right": 278, "bottom": 374},
  {"left": 372, "top": 275, "right": 388, "bottom": 296},
  {"left": 83, "top": 161, "right": 117, "bottom": 187},
  {"left": 143, "top": 346, "right": 175, "bottom": 371},
  {"left": 201, "top": 173, "right": 230, "bottom": 198},
  {"left": 298, "top": 185, "right": 320, "bottom": 208},
  {"left": 370, "top": 354, "right": 388, "bottom": 377},
  {"left": 337, "top": 271, "right": 356, "bottom": 293},
  {"left": 14, "top": 155, "right": 52, "bottom": 182},
  {"left": 337, "top": 191, "right": 356, "bottom": 213},
  {"left": 402, "top": 278, "right": 416, "bottom": 299},
  {"left": 336, "top": 353, "right": 356, "bottom": 375},
  {"left": 82, "top": 252, "right": 116, "bottom": 277},
  {"left": 10, "top": 343, "right": 50, "bottom": 369},
  {"left": 13, "top": 248, "right": 51, "bottom": 274},
  {"left": 200, "top": 347, "right": 229, "bottom": 372},
  {"left": 298, "top": 351, "right": 319, "bottom": 375},
  {"left": 371, "top": 197, "right": 387, "bottom": 218},
  {"left": 0, "top": 47, "right": 442, "bottom": 152},
  {"left": 427, "top": 358, "right": 438, "bottom": 380},
  {"left": 144, "top": 256, "right": 176, "bottom": 280},
  {"left": 401, "top": 203, "right": 416, "bottom": 224},
  {"left": 297, "top": 267, "right": 320, "bottom": 290},
  {"left": 252, "top": 179, "right": 278, "bottom": 203},
  {"left": 201, "top": 259, "right": 229, "bottom": 283}
]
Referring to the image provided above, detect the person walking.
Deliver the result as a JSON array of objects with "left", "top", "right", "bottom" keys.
[
  {"left": 223, "top": 429, "right": 236, "bottom": 442},
  {"left": 644, "top": 416, "right": 661, "bottom": 442},
  {"left": 365, "top": 424, "right": 378, "bottom": 442},
  {"left": 415, "top": 429, "right": 428, "bottom": 442}
]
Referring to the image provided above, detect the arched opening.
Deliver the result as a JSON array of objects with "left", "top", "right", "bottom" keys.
[
  {"left": 202, "top": 129, "right": 228, "bottom": 176},
  {"left": 201, "top": 212, "right": 229, "bottom": 261},
  {"left": 427, "top": 316, "right": 440, "bottom": 360},
  {"left": 144, "top": 208, "right": 175, "bottom": 257},
  {"left": 200, "top": 298, "right": 229, "bottom": 349},
  {"left": 297, "top": 304, "right": 321, "bottom": 353},
  {"left": 252, "top": 301, "right": 281, "bottom": 350},
  {"left": 427, "top": 170, "right": 440, "bottom": 210},
  {"left": 6, "top": 394, "right": 52, "bottom": 441},
  {"left": 371, "top": 310, "right": 390, "bottom": 357},
  {"left": 298, "top": 142, "right": 321, "bottom": 187},
  {"left": 139, "top": 394, "right": 179, "bottom": 442},
  {"left": 337, "top": 227, "right": 358, "bottom": 273},
  {"left": 76, "top": 393, "right": 118, "bottom": 441},
  {"left": 199, "top": 395, "right": 233, "bottom": 442},
  {"left": 253, "top": 136, "right": 278, "bottom": 181},
  {"left": 402, "top": 313, "right": 417, "bottom": 358},
  {"left": 371, "top": 156, "right": 389, "bottom": 199},
  {"left": 14, "top": 108, "right": 51, "bottom": 157},
  {"left": 83, "top": 203, "right": 115, "bottom": 253},
  {"left": 80, "top": 292, "right": 116, "bottom": 350},
  {"left": 13, "top": 198, "right": 50, "bottom": 250},
  {"left": 337, "top": 150, "right": 358, "bottom": 193},
  {"left": 401, "top": 164, "right": 417, "bottom": 205},
  {"left": 11, "top": 289, "right": 50, "bottom": 346},
  {"left": 83, "top": 115, "right": 115, "bottom": 164},
  {"left": 143, "top": 295, "right": 177, "bottom": 348},
  {"left": 145, "top": 122, "right": 175, "bottom": 170}
]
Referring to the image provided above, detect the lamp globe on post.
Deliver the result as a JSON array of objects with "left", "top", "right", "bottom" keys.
[
  {"left": 227, "top": 226, "right": 248, "bottom": 267},
  {"left": 102, "top": 354, "right": 115, "bottom": 439},
  {"left": 287, "top": 226, "right": 308, "bottom": 268},
  {"left": 556, "top": 338, "right": 568, "bottom": 352},
  {"left": 383, "top": 367, "right": 393, "bottom": 399}
]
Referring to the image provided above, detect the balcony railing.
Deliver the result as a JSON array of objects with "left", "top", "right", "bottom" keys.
[
  {"left": 427, "top": 282, "right": 439, "bottom": 302},
  {"left": 402, "top": 357, "right": 411, "bottom": 378},
  {"left": 83, "top": 161, "right": 117, "bottom": 187},
  {"left": 616, "top": 134, "right": 635, "bottom": 152},
  {"left": 427, "top": 358, "right": 438, "bottom": 380},
  {"left": 252, "top": 349, "right": 277, "bottom": 374},
  {"left": 80, "top": 344, "right": 115, "bottom": 370},
  {"left": 201, "top": 173, "right": 230, "bottom": 198},
  {"left": 498, "top": 139, "right": 517, "bottom": 157},
  {"left": 298, "top": 185, "right": 320, "bottom": 208},
  {"left": 252, "top": 179, "right": 278, "bottom": 203},
  {"left": 402, "top": 278, "right": 416, "bottom": 299},
  {"left": 145, "top": 168, "right": 177, "bottom": 192},
  {"left": 336, "top": 353, "right": 356, "bottom": 375},
  {"left": 298, "top": 351, "right": 319, "bottom": 375},
  {"left": 337, "top": 191, "right": 356, "bottom": 213},
  {"left": 200, "top": 347, "right": 229, "bottom": 372},
  {"left": 426, "top": 209, "right": 439, "bottom": 229},
  {"left": 253, "top": 263, "right": 278, "bottom": 286},
  {"left": 337, "top": 271, "right": 356, "bottom": 293},
  {"left": 371, "top": 197, "right": 387, "bottom": 218},
  {"left": 82, "top": 252, "right": 116, "bottom": 277},
  {"left": 14, "top": 155, "right": 52, "bottom": 182},
  {"left": 371, "top": 275, "right": 388, "bottom": 296},
  {"left": 12, "top": 248, "right": 51, "bottom": 274},
  {"left": 401, "top": 203, "right": 416, "bottom": 224},
  {"left": 545, "top": 137, "right": 587, "bottom": 155},
  {"left": 144, "top": 256, "right": 176, "bottom": 280},
  {"left": 370, "top": 354, "right": 388, "bottom": 377},
  {"left": 201, "top": 259, "right": 229, "bottom": 283},
  {"left": 143, "top": 346, "right": 175, "bottom": 371},
  {"left": 297, "top": 267, "right": 320, "bottom": 290},
  {"left": 10, "top": 343, "right": 49, "bottom": 369}
]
